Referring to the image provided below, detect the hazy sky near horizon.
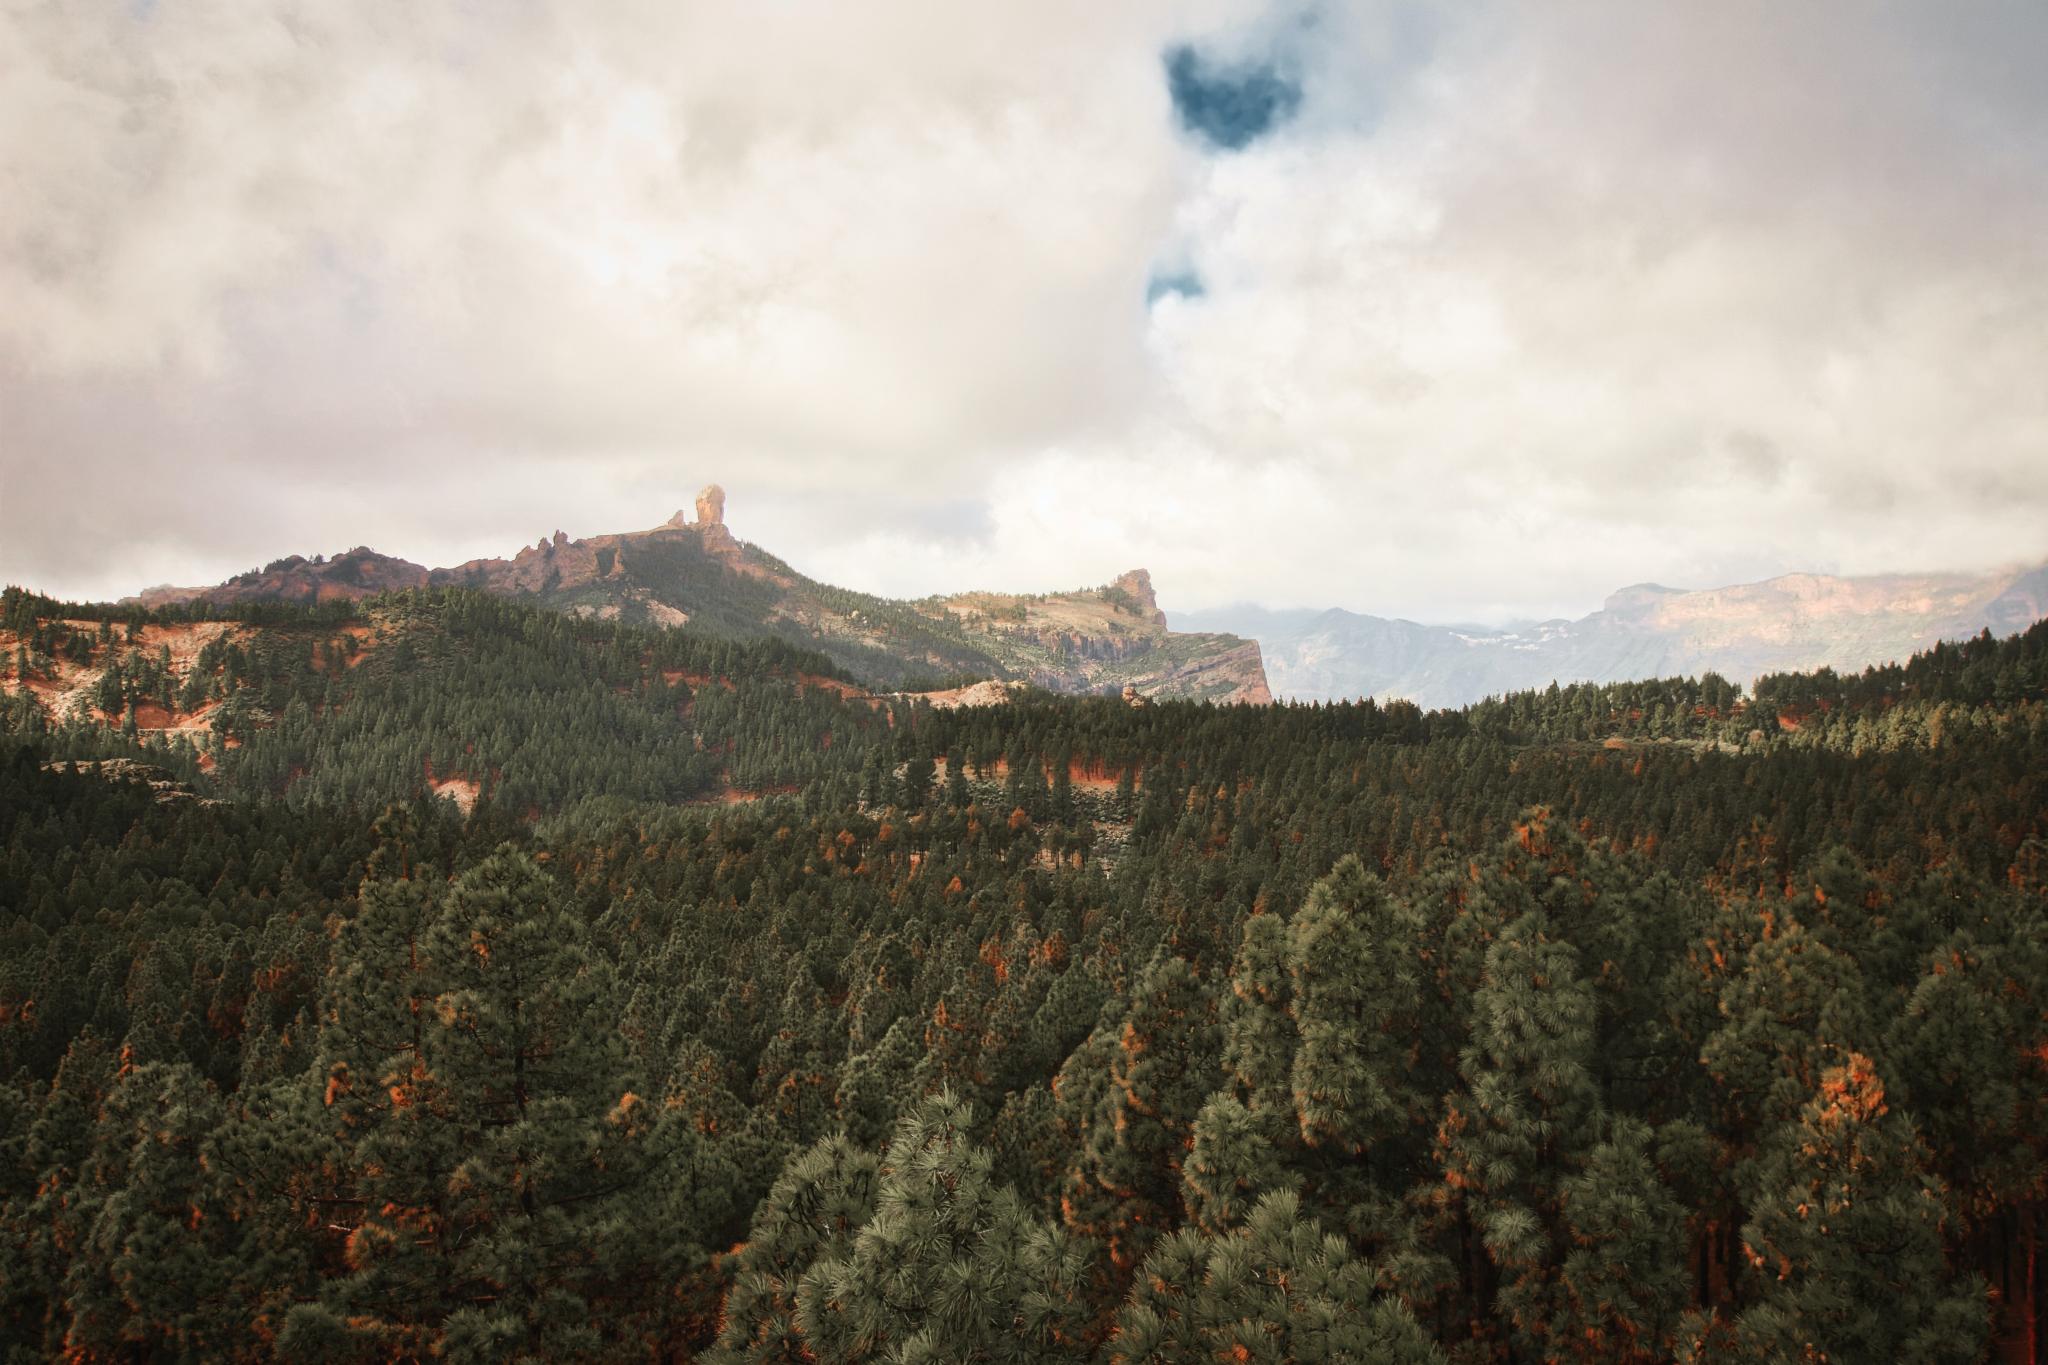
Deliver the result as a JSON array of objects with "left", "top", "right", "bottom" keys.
[{"left": 4, "top": 2, "right": 2046, "bottom": 621}]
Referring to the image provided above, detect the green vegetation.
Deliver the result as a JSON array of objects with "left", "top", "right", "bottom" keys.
[
  {"left": 576, "top": 537, "right": 1016, "bottom": 688},
  {"left": 2, "top": 585, "right": 899, "bottom": 812},
  {"left": 2, "top": 591, "right": 2045, "bottom": 1361}
]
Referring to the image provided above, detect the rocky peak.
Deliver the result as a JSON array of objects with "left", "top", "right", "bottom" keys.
[
  {"left": 696, "top": 484, "right": 726, "bottom": 526},
  {"left": 1109, "top": 569, "right": 1166, "bottom": 625},
  {"left": 1111, "top": 568, "right": 1156, "bottom": 607}
]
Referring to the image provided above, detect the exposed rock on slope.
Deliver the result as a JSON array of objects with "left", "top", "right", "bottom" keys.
[
  {"left": 930, "top": 567, "right": 1269, "bottom": 703},
  {"left": 124, "top": 493, "right": 1270, "bottom": 702},
  {"left": 1178, "top": 560, "right": 2048, "bottom": 708},
  {"left": 40, "top": 759, "right": 217, "bottom": 805}
]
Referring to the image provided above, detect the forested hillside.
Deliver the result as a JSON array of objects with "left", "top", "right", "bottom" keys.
[
  {"left": 1, "top": 586, "right": 896, "bottom": 814},
  {"left": 2, "top": 592, "right": 2045, "bottom": 1361}
]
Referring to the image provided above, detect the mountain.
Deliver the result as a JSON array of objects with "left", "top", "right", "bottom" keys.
[
  {"left": 1176, "top": 560, "right": 2048, "bottom": 708},
  {"left": 127, "top": 486, "right": 1270, "bottom": 703}
]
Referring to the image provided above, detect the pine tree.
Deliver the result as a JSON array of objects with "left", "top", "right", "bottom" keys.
[
  {"left": 1551, "top": 1117, "right": 1689, "bottom": 1362},
  {"left": 1434, "top": 908, "right": 1601, "bottom": 1360},
  {"left": 792, "top": 1091, "right": 1092, "bottom": 1363},
  {"left": 284, "top": 854, "right": 453, "bottom": 1357},
  {"left": 1062, "top": 956, "right": 1218, "bottom": 1270},
  {"left": 1110, "top": 1190, "right": 1443, "bottom": 1364},
  {"left": 756, "top": 974, "right": 841, "bottom": 1147},
  {"left": 1733, "top": 1052, "right": 1987, "bottom": 1363},
  {"left": 205, "top": 1070, "right": 348, "bottom": 1356},
  {"left": 1699, "top": 919, "right": 1874, "bottom": 1187},
  {"left": 1288, "top": 856, "right": 1429, "bottom": 1228},
  {"left": 62, "top": 1060, "right": 233, "bottom": 1360},
  {"left": 1182, "top": 912, "right": 1300, "bottom": 1235},
  {"left": 12, "top": 1029, "right": 117, "bottom": 1357},
  {"left": 1887, "top": 911, "right": 2048, "bottom": 1357},
  {"left": 1183, "top": 1091, "right": 1296, "bottom": 1236},
  {"left": 1223, "top": 912, "right": 1296, "bottom": 1123},
  {"left": 709, "top": 1134, "right": 881, "bottom": 1365},
  {"left": 283, "top": 850, "right": 666, "bottom": 1361},
  {"left": 835, "top": 1016, "right": 925, "bottom": 1147}
]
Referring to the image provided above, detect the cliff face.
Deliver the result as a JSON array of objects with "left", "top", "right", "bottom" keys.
[
  {"left": 929, "top": 566, "right": 1269, "bottom": 703},
  {"left": 123, "top": 488, "right": 1271, "bottom": 702},
  {"left": 1178, "top": 559, "right": 2048, "bottom": 708}
]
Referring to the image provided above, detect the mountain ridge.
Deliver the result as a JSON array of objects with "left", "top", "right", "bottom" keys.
[
  {"left": 121, "top": 487, "right": 1272, "bottom": 703},
  {"left": 1175, "top": 558, "right": 2048, "bottom": 708}
]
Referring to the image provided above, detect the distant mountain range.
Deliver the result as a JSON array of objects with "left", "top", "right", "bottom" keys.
[
  {"left": 1175, "top": 561, "right": 2048, "bottom": 709},
  {"left": 126, "top": 487, "right": 1272, "bottom": 703}
]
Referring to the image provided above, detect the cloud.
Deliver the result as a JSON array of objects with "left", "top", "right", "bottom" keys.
[{"left": 1, "top": 2, "right": 2044, "bottom": 622}]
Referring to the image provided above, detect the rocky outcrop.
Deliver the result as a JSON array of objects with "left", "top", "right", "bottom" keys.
[
  {"left": 696, "top": 484, "right": 726, "bottom": 526},
  {"left": 119, "top": 493, "right": 1274, "bottom": 703},
  {"left": 43, "top": 758, "right": 217, "bottom": 805},
  {"left": 934, "top": 569, "right": 1269, "bottom": 702},
  {"left": 905, "top": 679, "right": 1025, "bottom": 709},
  {"left": 659, "top": 485, "right": 739, "bottom": 555},
  {"left": 1109, "top": 569, "right": 1168, "bottom": 627}
]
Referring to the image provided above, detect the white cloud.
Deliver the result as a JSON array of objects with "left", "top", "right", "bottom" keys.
[{"left": 2, "top": 1, "right": 2043, "bottom": 620}]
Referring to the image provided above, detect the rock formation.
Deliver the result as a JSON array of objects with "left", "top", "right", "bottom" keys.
[
  {"left": 115, "top": 490, "right": 1274, "bottom": 702},
  {"left": 688, "top": 485, "right": 740, "bottom": 557},
  {"left": 696, "top": 484, "right": 726, "bottom": 526},
  {"left": 1110, "top": 569, "right": 1168, "bottom": 627}
]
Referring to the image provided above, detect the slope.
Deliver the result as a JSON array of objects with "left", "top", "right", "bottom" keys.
[{"left": 128, "top": 486, "right": 1269, "bottom": 702}]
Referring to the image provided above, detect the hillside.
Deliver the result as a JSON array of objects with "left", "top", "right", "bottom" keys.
[
  {"left": 3, "top": 603, "right": 2045, "bottom": 1360},
  {"left": 1, "top": 587, "right": 900, "bottom": 813},
  {"left": 129, "top": 486, "right": 1271, "bottom": 702},
  {"left": 1178, "top": 559, "right": 2048, "bottom": 707}
]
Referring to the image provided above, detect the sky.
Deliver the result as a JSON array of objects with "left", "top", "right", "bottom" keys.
[{"left": 3, "top": 1, "right": 2046, "bottom": 623}]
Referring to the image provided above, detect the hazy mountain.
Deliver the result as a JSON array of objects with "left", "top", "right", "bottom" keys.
[
  {"left": 125, "top": 486, "right": 1270, "bottom": 702},
  {"left": 1176, "top": 561, "right": 2048, "bottom": 708}
]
